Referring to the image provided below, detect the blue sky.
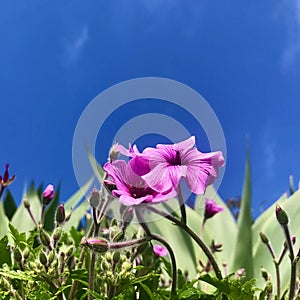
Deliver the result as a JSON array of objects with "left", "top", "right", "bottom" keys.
[{"left": 1, "top": 1, "right": 300, "bottom": 218}]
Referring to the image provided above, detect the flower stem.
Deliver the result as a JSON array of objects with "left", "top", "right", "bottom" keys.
[
  {"left": 282, "top": 224, "right": 296, "bottom": 300},
  {"left": 177, "top": 184, "right": 187, "bottom": 225},
  {"left": 263, "top": 240, "right": 281, "bottom": 298},
  {"left": 147, "top": 206, "right": 223, "bottom": 280},
  {"left": 135, "top": 207, "right": 177, "bottom": 296},
  {"left": 69, "top": 192, "right": 111, "bottom": 300}
]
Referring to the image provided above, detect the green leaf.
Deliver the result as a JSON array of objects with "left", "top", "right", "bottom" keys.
[
  {"left": 232, "top": 153, "right": 254, "bottom": 280},
  {"left": 3, "top": 189, "right": 17, "bottom": 220},
  {"left": 0, "top": 236, "right": 12, "bottom": 267},
  {"left": 87, "top": 147, "right": 105, "bottom": 184},
  {"left": 138, "top": 282, "right": 155, "bottom": 299},
  {"left": 0, "top": 201, "right": 9, "bottom": 238},
  {"left": 64, "top": 177, "right": 94, "bottom": 211},
  {"left": 194, "top": 186, "right": 237, "bottom": 274},
  {"left": 11, "top": 190, "right": 42, "bottom": 233},
  {"left": 252, "top": 190, "right": 298, "bottom": 291}
]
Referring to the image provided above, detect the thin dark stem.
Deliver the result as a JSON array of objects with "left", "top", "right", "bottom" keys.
[
  {"left": 264, "top": 241, "right": 281, "bottom": 298},
  {"left": 40, "top": 205, "right": 46, "bottom": 225},
  {"left": 135, "top": 207, "right": 177, "bottom": 296},
  {"left": 88, "top": 251, "right": 96, "bottom": 300},
  {"left": 282, "top": 225, "right": 296, "bottom": 300},
  {"left": 0, "top": 185, "right": 4, "bottom": 199},
  {"left": 69, "top": 192, "right": 111, "bottom": 300},
  {"left": 25, "top": 206, "right": 39, "bottom": 228},
  {"left": 177, "top": 184, "right": 186, "bottom": 225},
  {"left": 147, "top": 205, "right": 223, "bottom": 280},
  {"left": 151, "top": 234, "right": 177, "bottom": 296}
]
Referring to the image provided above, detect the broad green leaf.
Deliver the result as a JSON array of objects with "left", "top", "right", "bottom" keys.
[
  {"left": 3, "top": 189, "right": 17, "bottom": 220},
  {"left": 0, "top": 236, "right": 12, "bottom": 267},
  {"left": 194, "top": 186, "right": 237, "bottom": 273},
  {"left": 64, "top": 177, "right": 94, "bottom": 211},
  {"left": 87, "top": 148, "right": 105, "bottom": 184},
  {"left": 64, "top": 200, "right": 89, "bottom": 231},
  {"left": 146, "top": 200, "right": 199, "bottom": 278},
  {"left": 0, "top": 201, "right": 9, "bottom": 238},
  {"left": 11, "top": 190, "right": 41, "bottom": 233},
  {"left": 232, "top": 154, "right": 253, "bottom": 280},
  {"left": 252, "top": 190, "right": 299, "bottom": 290}
]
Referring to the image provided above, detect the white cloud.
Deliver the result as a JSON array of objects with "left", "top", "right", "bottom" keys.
[
  {"left": 260, "top": 122, "right": 277, "bottom": 179},
  {"left": 62, "top": 25, "right": 89, "bottom": 67},
  {"left": 281, "top": 0, "right": 300, "bottom": 70}
]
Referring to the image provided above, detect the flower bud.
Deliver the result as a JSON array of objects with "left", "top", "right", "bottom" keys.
[
  {"left": 204, "top": 198, "right": 224, "bottom": 220},
  {"left": 261, "top": 268, "right": 269, "bottom": 281},
  {"left": 56, "top": 204, "right": 65, "bottom": 224},
  {"left": 89, "top": 188, "right": 100, "bottom": 208},
  {"left": 109, "top": 144, "right": 120, "bottom": 162},
  {"left": 65, "top": 209, "right": 72, "bottom": 222},
  {"left": 13, "top": 247, "right": 22, "bottom": 262},
  {"left": 39, "top": 251, "right": 48, "bottom": 266},
  {"left": 48, "top": 250, "right": 56, "bottom": 265},
  {"left": 23, "top": 197, "right": 30, "bottom": 209},
  {"left": 66, "top": 246, "right": 74, "bottom": 257},
  {"left": 52, "top": 227, "right": 63, "bottom": 243},
  {"left": 259, "top": 232, "right": 269, "bottom": 244},
  {"left": 23, "top": 247, "right": 30, "bottom": 260},
  {"left": 81, "top": 237, "right": 109, "bottom": 253},
  {"left": 153, "top": 244, "right": 168, "bottom": 257},
  {"left": 113, "top": 251, "right": 121, "bottom": 264},
  {"left": 42, "top": 184, "right": 55, "bottom": 205},
  {"left": 39, "top": 229, "right": 51, "bottom": 249},
  {"left": 276, "top": 205, "right": 289, "bottom": 225}
]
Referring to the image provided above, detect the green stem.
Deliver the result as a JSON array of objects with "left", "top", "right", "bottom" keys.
[
  {"left": 135, "top": 207, "right": 177, "bottom": 296},
  {"left": 69, "top": 192, "right": 111, "bottom": 299},
  {"left": 282, "top": 225, "right": 296, "bottom": 300},
  {"left": 264, "top": 241, "right": 281, "bottom": 299},
  {"left": 177, "top": 184, "right": 186, "bottom": 225},
  {"left": 147, "top": 205, "right": 223, "bottom": 280},
  {"left": 88, "top": 251, "right": 96, "bottom": 300}
]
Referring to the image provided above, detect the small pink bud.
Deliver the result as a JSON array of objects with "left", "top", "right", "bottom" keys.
[
  {"left": 42, "top": 184, "right": 55, "bottom": 205},
  {"left": 204, "top": 198, "right": 224, "bottom": 219},
  {"left": 153, "top": 244, "right": 168, "bottom": 257}
]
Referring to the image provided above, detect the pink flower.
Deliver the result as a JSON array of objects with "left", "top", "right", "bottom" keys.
[
  {"left": 142, "top": 136, "right": 224, "bottom": 195},
  {"left": 42, "top": 184, "right": 55, "bottom": 205},
  {"left": 153, "top": 244, "right": 168, "bottom": 257},
  {"left": 103, "top": 160, "right": 176, "bottom": 206},
  {"left": 0, "top": 164, "right": 16, "bottom": 187},
  {"left": 204, "top": 198, "right": 224, "bottom": 219}
]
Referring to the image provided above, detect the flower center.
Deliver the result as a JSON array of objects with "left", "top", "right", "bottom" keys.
[
  {"left": 168, "top": 150, "right": 181, "bottom": 166},
  {"left": 128, "top": 184, "right": 156, "bottom": 199}
]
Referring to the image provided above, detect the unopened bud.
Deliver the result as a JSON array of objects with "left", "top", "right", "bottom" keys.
[
  {"left": 13, "top": 247, "right": 22, "bottom": 262},
  {"left": 56, "top": 204, "right": 65, "bottom": 224},
  {"left": 65, "top": 209, "right": 72, "bottom": 222},
  {"left": 39, "top": 229, "right": 51, "bottom": 249},
  {"left": 259, "top": 232, "right": 269, "bottom": 244},
  {"left": 113, "top": 251, "right": 121, "bottom": 264},
  {"left": 48, "top": 250, "right": 56, "bottom": 265},
  {"left": 39, "top": 251, "right": 47, "bottom": 266},
  {"left": 89, "top": 188, "right": 100, "bottom": 208},
  {"left": 52, "top": 227, "right": 63, "bottom": 242},
  {"left": 81, "top": 237, "right": 109, "bottom": 253},
  {"left": 23, "top": 197, "right": 30, "bottom": 209},
  {"left": 109, "top": 144, "right": 120, "bottom": 162},
  {"left": 23, "top": 247, "right": 30, "bottom": 260},
  {"left": 66, "top": 246, "right": 74, "bottom": 257},
  {"left": 261, "top": 268, "right": 269, "bottom": 281},
  {"left": 276, "top": 205, "right": 289, "bottom": 225},
  {"left": 42, "top": 184, "right": 55, "bottom": 205}
]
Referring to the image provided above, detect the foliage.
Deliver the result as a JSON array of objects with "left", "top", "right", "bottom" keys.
[{"left": 1, "top": 150, "right": 300, "bottom": 299}]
